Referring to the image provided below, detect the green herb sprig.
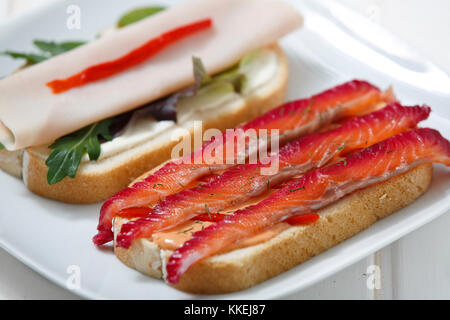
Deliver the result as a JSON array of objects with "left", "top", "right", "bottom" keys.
[
  {"left": 1, "top": 51, "right": 47, "bottom": 65},
  {"left": 2, "top": 40, "right": 85, "bottom": 66},
  {"left": 45, "top": 119, "right": 113, "bottom": 185},
  {"left": 33, "top": 40, "right": 85, "bottom": 56},
  {"left": 289, "top": 186, "right": 306, "bottom": 193}
]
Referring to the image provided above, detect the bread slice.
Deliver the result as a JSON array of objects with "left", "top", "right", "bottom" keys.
[
  {"left": 0, "top": 149, "right": 23, "bottom": 178},
  {"left": 113, "top": 162, "right": 433, "bottom": 294},
  {"left": 0, "top": 44, "right": 288, "bottom": 203}
]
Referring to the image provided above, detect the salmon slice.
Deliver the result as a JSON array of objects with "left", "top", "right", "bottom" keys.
[
  {"left": 116, "top": 103, "right": 430, "bottom": 244},
  {"left": 94, "top": 80, "right": 392, "bottom": 245},
  {"left": 161, "top": 128, "right": 450, "bottom": 284}
]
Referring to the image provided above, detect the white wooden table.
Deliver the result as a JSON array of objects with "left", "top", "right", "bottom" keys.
[{"left": 0, "top": 0, "right": 449, "bottom": 300}]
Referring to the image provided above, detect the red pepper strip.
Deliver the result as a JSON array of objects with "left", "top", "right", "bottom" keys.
[
  {"left": 46, "top": 18, "right": 213, "bottom": 94},
  {"left": 284, "top": 213, "right": 320, "bottom": 226}
]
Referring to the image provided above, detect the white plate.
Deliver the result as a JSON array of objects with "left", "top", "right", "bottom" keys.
[{"left": 0, "top": 0, "right": 449, "bottom": 300}]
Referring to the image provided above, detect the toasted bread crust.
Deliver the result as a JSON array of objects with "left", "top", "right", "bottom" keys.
[
  {"left": 16, "top": 44, "right": 288, "bottom": 204},
  {"left": 114, "top": 163, "right": 433, "bottom": 294}
]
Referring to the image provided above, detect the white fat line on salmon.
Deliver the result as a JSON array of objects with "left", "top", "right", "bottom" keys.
[{"left": 169, "top": 120, "right": 280, "bottom": 173}]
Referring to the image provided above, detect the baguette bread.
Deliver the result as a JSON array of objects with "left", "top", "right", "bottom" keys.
[
  {"left": 113, "top": 162, "right": 433, "bottom": 294},
  {"left": 0, "top": 44, "right": 288, "bottom": 204}
]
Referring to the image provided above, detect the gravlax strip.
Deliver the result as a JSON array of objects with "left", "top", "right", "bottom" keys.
[
  {"left": 95, "top": 80, "right": 390, "bottom": 245},
  {"left": 116, "top": 103, "right": 429, "bottom": 243},
  {"left": 163, "top": 128, "right": 450, "bottom": 283}
]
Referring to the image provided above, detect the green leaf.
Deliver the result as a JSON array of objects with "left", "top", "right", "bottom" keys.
[
  {"left": 192, "top": 56, "right": 247, "bottom": 93},
  {"left": 214, "top": 70, "right": 247, "bottom": 93},
  {"left": 212, "top": 64, "right": 248, "bottom": 93},
  {"left": 45, "top": 119, "right": 113, "bottom": 185},
  {"left": 2, "top": 40, "right": 85, "bottom": 66},
  {"left": 192, "top": 56, "right": 212, "bottom": 86},
  {"left": 1, "top": 51, "right": 47, "bottom": 65},
  {"left": 0, "top": 143, "right": 4, "bottom": 150},
  {"left": 117, "top": 7, "right": 166, "bottom": 28},
  {"left": 33, "top": 40, "right": 85, "bottom": 56}
]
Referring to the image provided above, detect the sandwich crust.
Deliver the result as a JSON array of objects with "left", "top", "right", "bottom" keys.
[
  {"left": 8, "top": 44, "right": 288, "bottom": 203},
  {"left": 0, "top": 149, "right": 23, "bottom": 178},
  {"left": 114, "top": 163, "right": 433, "bottom": 294}
]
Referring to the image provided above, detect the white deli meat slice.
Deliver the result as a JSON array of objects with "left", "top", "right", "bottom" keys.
[{"left": 0, "top": 0, "right": 302, "bottom": 150}]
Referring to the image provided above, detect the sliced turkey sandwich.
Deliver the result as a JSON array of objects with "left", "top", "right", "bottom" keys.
[{"left": 0, "top": 0, "right": 302, "bottom": 203}]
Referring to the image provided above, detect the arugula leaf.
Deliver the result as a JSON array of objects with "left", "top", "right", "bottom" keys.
[
  {"left": 45, "top": 119, "right": 113, "bottom": 185},
  {"left": 1, "top": 51, "right": 47, "bottom": 65},
  {"left": 33, "top": 40, "right": 85, "bottom": 56},
  {"left": 2, "top": 40, "right": 85, "bottom": 66},
  {"left": 117, "top": 7, "right": 166, "bottom": 28},
  {"left": 0, "top": 143, "right": 4, "bottom": 150}
]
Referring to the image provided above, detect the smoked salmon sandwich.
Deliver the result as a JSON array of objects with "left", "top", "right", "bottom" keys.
[
  {"left": 90, "top": 78, "right": 450, "bottom": 294},
  {"left": 0, "top": 0, "right": 302, "bottom": 203}
]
